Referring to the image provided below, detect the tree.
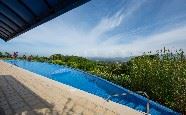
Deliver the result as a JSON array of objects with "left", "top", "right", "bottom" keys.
[
  {"left": 0, "top": 52, "right": 2, "bottom": 57},
  {"left": 5, "top": 52, "right": 11, "bottom": 58}
]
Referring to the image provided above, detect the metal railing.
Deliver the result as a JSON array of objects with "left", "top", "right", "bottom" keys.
[{"left": 137, "top": 91, "right": 150, "bottom": 115}]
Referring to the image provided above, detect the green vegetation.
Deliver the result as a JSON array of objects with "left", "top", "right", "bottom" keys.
[
  {"left": 0, "top": 51, "right": 11, "bottom": 59},
  {"left": 0, "top": 48, "right": 185, "bottom": 113},
  {"left": 127, "top": 49, "right": 186, "bottom": 113}
]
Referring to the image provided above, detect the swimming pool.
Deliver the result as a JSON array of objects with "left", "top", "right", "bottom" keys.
[{"left": 5, "top": 60, "right": 179, "bottom": 115}]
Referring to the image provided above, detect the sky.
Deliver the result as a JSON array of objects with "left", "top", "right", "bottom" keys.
[{"left": 1, "top": 0, "right": 186, "bottom": 57}]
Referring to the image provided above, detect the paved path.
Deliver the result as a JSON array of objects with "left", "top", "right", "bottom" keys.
[{"left": 0, "top": 61, "right": 143, "bottom": 115}]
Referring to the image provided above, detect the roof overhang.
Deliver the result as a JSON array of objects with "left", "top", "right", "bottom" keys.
[{"left": 0, "top": 0, "right": 90, "bottom": 42}]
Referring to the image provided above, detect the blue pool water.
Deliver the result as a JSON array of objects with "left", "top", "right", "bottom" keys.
[{"left": 5, "top": 60, "right": 179, "bottom": 115}]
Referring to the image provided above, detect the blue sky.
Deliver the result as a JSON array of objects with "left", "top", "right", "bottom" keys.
[{"left": 1, "top": 0, "right": 186, "bottom": 57}]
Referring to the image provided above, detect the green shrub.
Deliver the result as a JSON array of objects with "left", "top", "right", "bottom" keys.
[{"left": 127, "top": 48, "right": 186, "bottom": 113}]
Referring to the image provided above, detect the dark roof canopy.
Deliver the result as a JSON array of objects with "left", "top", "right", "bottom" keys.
[{"left": 0, "top": 0, "right": 90, "bottom": 42}]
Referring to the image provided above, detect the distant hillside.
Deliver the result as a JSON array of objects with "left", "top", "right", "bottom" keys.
[{"left": 88, "top": 57, "right": 134, "bottom": 62}]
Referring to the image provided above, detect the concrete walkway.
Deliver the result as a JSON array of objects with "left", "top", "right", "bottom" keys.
[{"left": 0, "top": 61, "right": 143, "bottom": 115}]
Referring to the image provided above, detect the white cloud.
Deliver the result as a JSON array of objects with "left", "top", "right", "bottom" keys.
[
  {"left": 85, "top": 26, "right": 186, "bottom": 57},
  {"left": 90, "top": 0, "right": 146, "bottom": 40}
]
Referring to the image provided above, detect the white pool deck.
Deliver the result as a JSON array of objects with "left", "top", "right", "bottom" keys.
[{"left": 0, "top": 61, "right": 144, "bottom": 115}]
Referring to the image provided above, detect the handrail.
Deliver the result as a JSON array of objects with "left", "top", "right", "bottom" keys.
[{"left": 137, "top": 91, "right": 150, "bottom": 115}]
